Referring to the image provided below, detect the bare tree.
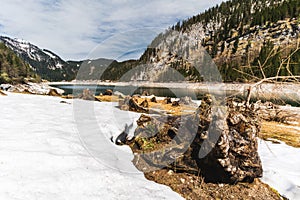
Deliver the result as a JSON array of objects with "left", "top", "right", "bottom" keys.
[{"left": 233, "top": 41, "right": 300, "bottom": 107}]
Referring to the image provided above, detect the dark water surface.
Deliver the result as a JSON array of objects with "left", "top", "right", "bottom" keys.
[
  {"left": 51, "top": 84, "right": 300, "bottom": 106},
  {"left": 51, "top": 84, "right": 235, "bottom": 100}
]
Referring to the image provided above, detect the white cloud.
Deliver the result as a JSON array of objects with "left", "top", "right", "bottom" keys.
[{"left": 0, "top": 0, "right": 223, "bottom": 60}]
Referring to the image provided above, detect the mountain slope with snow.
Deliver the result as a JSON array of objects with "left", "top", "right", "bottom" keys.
[{"left": 0, "top": 36, "right": 80, "bottom": 81}]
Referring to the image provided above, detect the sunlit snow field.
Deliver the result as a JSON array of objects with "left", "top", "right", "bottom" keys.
[
  {"left": 0, "top": 93, "right": 299, "bottom": 199},
  {"left": 0, "top": 93, "right": 183, "bottom": 200}
]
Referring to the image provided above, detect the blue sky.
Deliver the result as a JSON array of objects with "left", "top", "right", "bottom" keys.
[{"left": 0, "top": 0, "right": 223, "bottom": 61}]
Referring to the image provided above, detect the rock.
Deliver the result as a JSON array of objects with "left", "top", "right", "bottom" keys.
[
  {"left": 139, "top": 99, "right": 149, "bottom": 108},
  {"left": 178, "top": 96, "right": 197, "bottom": 107},
  {"left": 172, "top": 101, "right": 180, "bottom": 107},
  {"left": 0, "top": 84, "right": 12, "bottom": 91},
  {"left": 119, "top": 96, "right": 148, "bottom": 113},
  {"left": 7, "top": 84, "right": 26, "bottom": 93},
  {"left": 48, "top": 86, "right": 64, "bottom": 96},
  {"left": 77, "top": 89, "right": 100, "bottom": 101},
  {"left": 150, "top": 96, "right": 157, "bottom": 103},
  {"left": 60, "top": 100, "right": 71, "bottom": 104},
  {"left": 113, "top": 91, "right": 126, "bottom": 99},
  {"left": 163, "top": 97, "right": 172, "bottom": 104},
  {"left": 103, "top": 89, "right": 113, "bottom": 96},
  {"left": 2, "top": 83, "right": 64, "bottom": 96},
  {"left": 48, "top": 88, "right": 61, "bottom": 96},
  {"left": 124, "top": 95, "right": 262, "bottom": 184},
  {"left": 142, "top": 91, "right": 150, "bottom": 96},
  {"left": 114, "top": 123, "right": 134, "bottom": 145}
]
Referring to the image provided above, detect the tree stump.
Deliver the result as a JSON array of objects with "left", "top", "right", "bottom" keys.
[{"left": 124, "top": 95, "right": 263, "bottom": 183}]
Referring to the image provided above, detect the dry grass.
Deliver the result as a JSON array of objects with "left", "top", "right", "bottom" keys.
[
  {"left": 94, "top": 95, "right": 120, "bottom": 102},
  {"left": 135, "top": 98, "right": 197, "bottom": 116},
  {"left": 0, "top": 90, "right": 7, "bottom": 96},
  {"left": 260, "top": 121, "right": 300, "bottom": 148},
  {"left": 61, "top": 95, "right": 121, "bottom": 102},
  {"left": 62, "top": 93, "right": 300, "bottom": 149}
]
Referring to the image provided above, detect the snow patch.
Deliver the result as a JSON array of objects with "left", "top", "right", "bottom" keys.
[
  {"left": 43, "top": 50, "right": 57, "bottom": 59},
  {"left": 56, "top": 63, "right": 63, "bottom": 69},
  {"left": 258, "top": 140, "right": 300, "bottom": 200}
]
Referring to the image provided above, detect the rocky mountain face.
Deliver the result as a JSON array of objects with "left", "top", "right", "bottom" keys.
[
  {"left": 131, "top": 0, "right": 300, "bottom": 82},
  {"left": 0, "top": 36, "right": 80, "bottom": 81}
]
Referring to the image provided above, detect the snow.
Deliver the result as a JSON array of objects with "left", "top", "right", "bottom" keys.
[
  {"left": 56, "top": 63, "right": 63, "bottom": 69},
  {"left": 1, "top": 93, "right": 299, "bottom": 200},
  {"left": 258, "top": 140, "right": 300, "bottom": 200},
  {"left": 19, "top": 42, "right": 30, "bottom": 50},
  {"left": 43, "top": 50, "right": 57, "bottom": 59},
  {"left": 15, "top": 38, "right": 30, "bottom": 44},
  {"left": 0, "top": 93, "right": 183, "bottom": 200}
]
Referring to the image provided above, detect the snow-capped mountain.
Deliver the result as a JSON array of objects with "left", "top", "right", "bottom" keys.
[{"left": 0, "top": 36, "right": 79, "bottom": 81}]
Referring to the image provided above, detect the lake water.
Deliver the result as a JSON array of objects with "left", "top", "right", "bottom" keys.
[
  {"left": 51, "top": 84, "right": 300, "bottom": 106},
  {"left": 51, "top": 84, "right": 236, "bottom": 100}
]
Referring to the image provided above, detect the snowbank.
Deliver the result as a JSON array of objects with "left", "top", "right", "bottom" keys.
[
  {"left": 0, "top": 93, "right": 183, "bottom": 200},
  {"left": 1, "top": 93, "right": 299, "bottom": 200},
  {"left": 258, "top": 140, "right": 300, "bottom": 200}
]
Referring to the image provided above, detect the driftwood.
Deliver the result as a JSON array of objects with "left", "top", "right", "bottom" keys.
[
  {"left": 121, "top": 95, "right": 262, "bottom": 184},
  {"left": 257, "top": 101, "right": 298, "bottom": 123}
]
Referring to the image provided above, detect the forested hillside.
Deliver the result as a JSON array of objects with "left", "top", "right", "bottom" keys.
[
  {"left": 137, "top": 0, "right": 300, "bottom": 82},
  {"left": 0, "top": 42, "right": 39, "bottom": 84},
  {"left": 0, "top": 36, "right": 79, "bottom": 82}
]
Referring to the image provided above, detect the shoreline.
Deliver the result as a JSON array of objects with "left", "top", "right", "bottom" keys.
[
  {"left": 48, "top": 81, "right": 300, "bottom": 106},
  {"left": 47, "top": 81, "right": 300, "bottom": 92}
]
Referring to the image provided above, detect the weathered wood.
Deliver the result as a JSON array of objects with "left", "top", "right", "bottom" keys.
[{"left": 122, "top": 95, "right": 262, "bottom": 184}]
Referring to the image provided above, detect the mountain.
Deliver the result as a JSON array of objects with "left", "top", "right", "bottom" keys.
[
  {"left": 0, "top": 36, "right": 79, "bottom": 81},
  {"left": 75, "top": 58, "right": 139, "bottom": 81},
  {"left": 0, "top": 42, "right": 39, "bottom": 84},
  {"left": 2, "top": 0, "right": 299, "bottom": 83},
  {"left": 118, "top": 0, "right": 300, "bottom": 82},
  {"left": 0, "top": 35, "right": 139, "bottom": 82}
]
